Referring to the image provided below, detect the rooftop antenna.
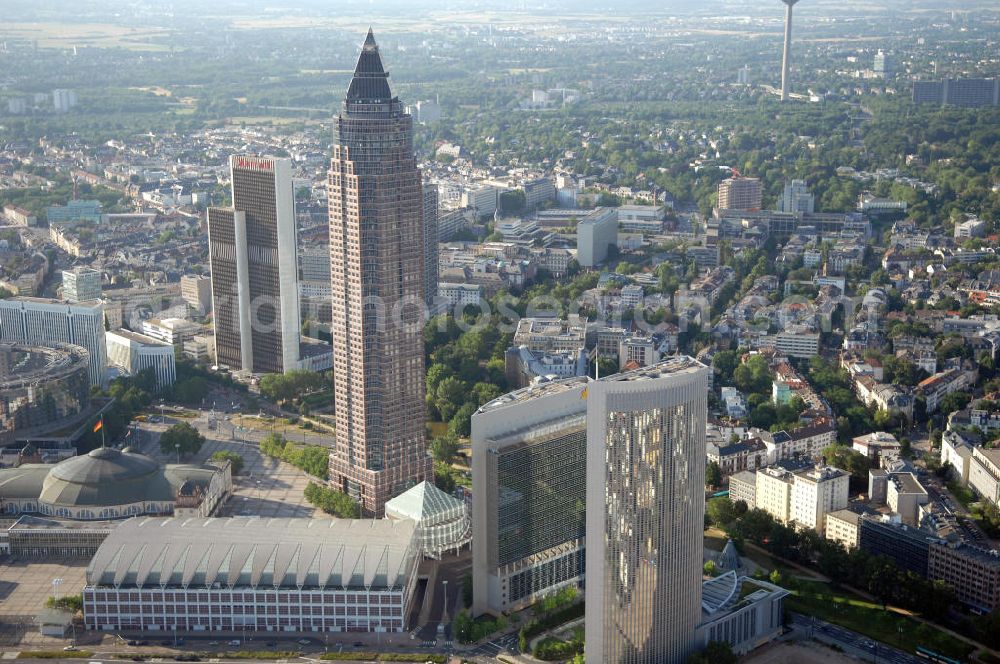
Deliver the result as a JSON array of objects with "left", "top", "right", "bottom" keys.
[{"left": 780, "top": 0, "right": 801, "bottom": 102}]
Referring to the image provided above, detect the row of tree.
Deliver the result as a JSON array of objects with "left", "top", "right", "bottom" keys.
[
  {"left": 708, "top": 498, "right": 962, "bottom": 626},
  {"left": 260, "top": 433, "right": 329, "bottom": 479},
  {"left": 303, "top": 482, "right": 360, "bottom": 519}
]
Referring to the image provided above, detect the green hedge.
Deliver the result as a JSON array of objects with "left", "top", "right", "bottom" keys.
[
  {"left": 534, "top": 636, "right": 583, "bottom": 661},
  {"left": 519, "top": 601, "right": 585, "bottom": 652},
  {"left": 218, "top": 651, "right": 300, "bottom": 659},
  {"left": 18, "top": 652, "right": 93, "bottom": 659},
  {"left": 319, "top": 654, "right": 445, "bottom": 663}
]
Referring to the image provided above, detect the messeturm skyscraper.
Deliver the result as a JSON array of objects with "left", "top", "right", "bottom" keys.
[{"left": 327, "top": 29, "right": 433, "bottom": 515}]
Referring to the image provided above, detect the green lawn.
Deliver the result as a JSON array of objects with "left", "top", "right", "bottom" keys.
[
  {"left": 427, "top": 421, "right": 449, "bottom": 438},
  {"left": 704, "top": 527, "right": 727, "bottom": 552},
  {"left": 787, "top": 580, "right": 974, "bottom": 661}
]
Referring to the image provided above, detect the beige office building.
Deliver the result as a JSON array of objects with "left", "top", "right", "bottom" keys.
[{"left": 717, "top": 177, "right": 762, "bottom": 211}]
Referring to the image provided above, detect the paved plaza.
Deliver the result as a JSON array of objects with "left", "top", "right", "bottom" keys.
[
  {"left": 0, "top": 560, "right": 89, "bottom": 648},
  {"left": 136, "top": 412, "right": 329, "bottom": 519}
]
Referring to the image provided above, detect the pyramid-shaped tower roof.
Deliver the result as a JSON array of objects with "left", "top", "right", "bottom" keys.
[{"left": 345, "top": 28, "right": 394, "bottom": 103}]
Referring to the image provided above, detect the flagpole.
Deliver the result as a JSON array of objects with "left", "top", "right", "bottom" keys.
[{"left": 100, "top": 417, "right": 106, "bottom": 448}]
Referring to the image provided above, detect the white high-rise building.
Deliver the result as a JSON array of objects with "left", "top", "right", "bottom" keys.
[
  {"left": 62, "top": 267, "right": 102, "bottom": 303},
  {"left": 106, "top": 329, "right": 176, "bottom": 391},
  {"left": 0, "top": 297, "right": 107, "bottom": 385},
  {"left": 780, "top": 179, "right": 815, "bottom": 214},
  {"left": 585, "top": 358, "right": 709, "bottom": 664},
  {"left": 53, "top": 89, "right": 77, "bottom": 112},
  {"left": 577, "top": 207, "right": 618, "bottom": 267},
  {"left": 791, "top": 466, "right": 850, "bottom": 534}
]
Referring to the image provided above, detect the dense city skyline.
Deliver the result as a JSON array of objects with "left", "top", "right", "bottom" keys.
[{"left": 0, "top": 3, "right": 999, "bottom": 664}]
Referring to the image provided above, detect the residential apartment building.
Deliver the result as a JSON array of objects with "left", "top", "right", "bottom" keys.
[
  {"left": 940, "top": 430, "right": 976, "bottom": 485},
  {"left": 61, "top": 267, "right": 101, "bottom": 303},
  {"left": 918, "top": 368, "right": 977, "bottom": 413},
  {"left": 729, "top": 470, "right": 757, "bottom": 509},
  {"left": 707, "top": 438, "right": 767, "bottom": 476},
  {"left": 825, "top": 509, "right": 861, "bottom": 550},
  {"left": 969, "top": 447, "right": 1000, "bottom": 505},
  {"left": 3, "top": 205, "right": 36, "bottom": 227},
  {"left": 755, "top": 467, "right": 796, "bottom": 524},
  {"left": 791, "top": 466, "right": 850, "bottom": 534},
  {"left": 852, "top": 431, "right": 902, "bottom": 465},
  {"left": 763, "top": 419, "right": 837, "bottom": 464},
  {"left": 927, "top": 541, "right": 1000, "bottom": 612}
]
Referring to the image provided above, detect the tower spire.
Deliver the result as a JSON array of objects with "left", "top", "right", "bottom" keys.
[{"left": 346, "top": 27, "right": 393, "bottom": 102}]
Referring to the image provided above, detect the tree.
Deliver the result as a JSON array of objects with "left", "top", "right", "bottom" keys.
[
  {"left": 430, "top": 433, "right": 460, "bottom": 463},
  {"left": 45, "top": 594, "right": 83, "bottom": 613},
  {"left": 435, "top": 461, "right": 457, "bottom": 493},
  {"left": 159, "top": 422, "right": 205, "bottom": 457},
  {"left": 448, "top": 402, "right": 477, "bottom": 438},
  {"left": 822, "top": 444, "right": 872, "bottom": 489},
  {"left": 686, "top": 641, "right": 737, "bottom": 664},
  {"left": 706, "top": 497, "right": 738, "bottom": 527},
  {"left": 712, "top": 350, "right": 739, "bottom": 382},
  {"left": 210, "top": 450, "right": 244, "bottom": 474},
  {"left": 303, "top": 482, "right": 361, "bottom": 518},
  {"left": 705, "top": 461, "right": 723, "bottom": 489},
  {"left": 435, "top": 376, "right": 469, "bottom": 421},
  {"left": 939, "top": 391, "right": 972, "bottom": 415}
]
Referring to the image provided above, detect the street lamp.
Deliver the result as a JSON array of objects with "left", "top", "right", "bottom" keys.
[
  {"left": 440, "top": 579, "right": 449, "bottom": 639},
  {"left": 175, "top": 443, "right": 180, "bottom": 464}
]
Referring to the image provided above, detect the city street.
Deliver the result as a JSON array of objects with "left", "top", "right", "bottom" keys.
[{"left": 790, "top": 613, "right": 926, "bottom": 664}]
